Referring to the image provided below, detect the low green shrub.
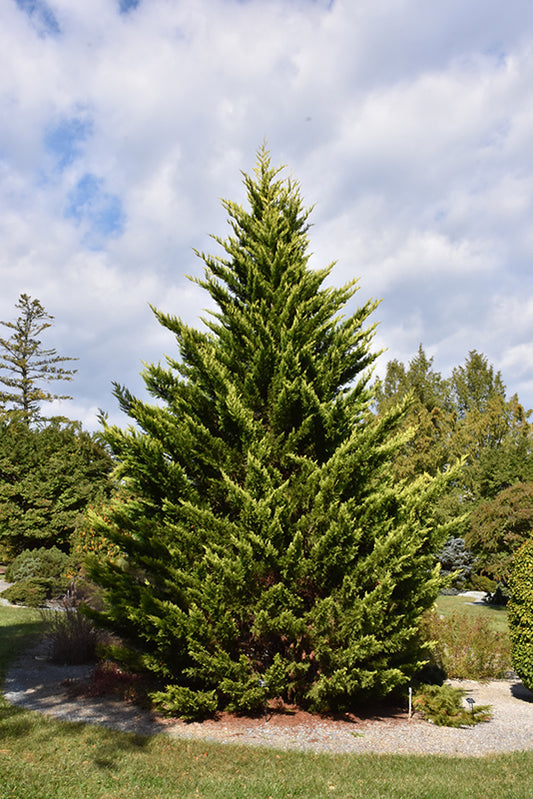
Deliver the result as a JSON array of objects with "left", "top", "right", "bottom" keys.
[
  {"left": 469, "top": 574, "right": 496, "bottom": 594},
  {"left": 40, "top": 607, "right": 98, "bottom": 664},
  {"left": 3, "top": 546, "right": 72, "bottom": 605},
  {"left": 150, "top": 685, "right": 218, "bottom": 722},
  {"left": 1, "top": 577, "right": 55, "bottom": 607},
  {"left": 413, "top": 683, "right": 492, "bottom": 727},
  {"left": 5, "top": 546, "right": 70, "bottom": 584},
  {"left": 508, "top": 538, "right": 533, "bottom": 691},
  {"left": 420, "top": 609, "right": 511, "bottom": 680}
]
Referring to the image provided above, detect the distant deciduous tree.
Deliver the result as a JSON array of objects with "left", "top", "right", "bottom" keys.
[
  {"left": 466, "top": 481, "right": 533, "bottom": 586},
  {"left": 0, "top": 294, "right": 77, "bottom": 425}
]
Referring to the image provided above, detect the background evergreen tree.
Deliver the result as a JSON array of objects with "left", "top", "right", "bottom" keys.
[
  {"left": 87, "top": 148, "right": 453, "bottom": 716},
  {"left": 450, "top": 350, "right": 506, "bottom": 418},
  {"left": 374, "top": 347, "right": 533, "bottom": 593},
  {"left": 0, "top": 417, "right": 114, "bottom": 558},
  {"left": 373, "top": 345, "right": 455, "bottom": 485},
  {"left": 0, "top": 293, "right": 77, "bottom": 425}
]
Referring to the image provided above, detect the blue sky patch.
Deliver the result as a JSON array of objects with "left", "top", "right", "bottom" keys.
[
  {"left": 44, "top": 117, "right": 92, "bottom": 172},
  {"left": 65, "top": 174, "right": 125, "bottom": 249},
  {"left": 14, "top": 0, "right": 60, "bottom": 36},
  {"left": 119, "top": 0, "right": 140, "bottom": 13}
]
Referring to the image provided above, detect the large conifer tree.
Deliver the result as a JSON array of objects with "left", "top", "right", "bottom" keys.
[{"left": 88, "top": 149, "right": 451, "bottom": 715}]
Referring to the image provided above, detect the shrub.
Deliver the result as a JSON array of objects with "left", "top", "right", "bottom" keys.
[
  {"left": 487, "top": 583, "right": 510, "bottom": 606},
  {"left": 5, "top": 546, "right": 70, "bottom": 587},
  {"left": 84, "top": 661, "right": 142, "bottom": 701},
  {"left": 40, "top": 608, "right": 98, "bottom": 664},
  {"left": 413, "top": 684, "right": 492, "bottom": 727},
  {"left": 469, "top": 573, "right": 496, "bottom": 595},
  {"left": 437, "top": 537, "right": 475, "bottom": 589},
  {"left": 150, "top": 686, "right": 218, "bottom": 722},
  {"left": 420, "top": 610, "right": 511, "bottom": 680},
  {"left": 508, "top": 537, "right": 533, "bottom": 691},
  {"left": 1, "top": 577, "right": 53, "bottom": 607}
]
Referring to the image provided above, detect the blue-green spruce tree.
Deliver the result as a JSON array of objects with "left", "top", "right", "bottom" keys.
[{"left": 88, "top": 149, "right": 453, "bottom": 716}]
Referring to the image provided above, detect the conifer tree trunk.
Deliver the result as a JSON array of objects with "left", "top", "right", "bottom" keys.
[{"left": 88, "top": 148, "right": 452, "bottom": 715}]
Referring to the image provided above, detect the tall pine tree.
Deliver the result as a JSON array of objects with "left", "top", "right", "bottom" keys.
[
  {"left": 88, "top": 149, "right": 452, "bottom": 716},
  {"left": 0, "top": 294, "right": 77, "bottom": 425}
]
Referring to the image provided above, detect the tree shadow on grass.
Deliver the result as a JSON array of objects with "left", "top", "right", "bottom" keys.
[
  {"left": 1, "top": 610, "right": 165, "bottom": 757},
  {"left": 0, "top": 695, "right": 154, "bottom": 776},
  {"left": 0, "top": 699, "right": 34, "bottom": 741},
  {"left": 0, "top": 616, "right": 45, "bottom": 677}
]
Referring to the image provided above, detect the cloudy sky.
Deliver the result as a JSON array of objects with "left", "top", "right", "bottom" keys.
[{"left": 2, "top": 0, "right": 533, "bottom": 429}]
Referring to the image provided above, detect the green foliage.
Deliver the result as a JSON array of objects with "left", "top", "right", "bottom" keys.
[
  {"left": 5, "top": 545, "right": 70, "bottom": 582},
  {"left": 450, "top": 350, "right": 506, "bottom": 419},
  {"left": 374, "top": 345, "right": 452, "bottom": 415},
  {"left": 0, "top": 417, "right": 114, "bottom": 555},
  {"left": 508, "top": 537, "right": 533, "bottom": 691},
  {"left": 461, "top": 394, "right": 533, "bottom": 500},
  {"left": 0, "top": 293, "right": 77, "bottom": 425},
  {"left": 1, "top": 577, "right": 54, "bottom": 607},
  {"left": 40, "top": 607, "right": 98, "bottom": 664},
  {"left": 469, "top": 573, "right": 497, "bottom": 594},
  {"left": 150, "top": 685, "right": 218, "bottom": 721},
  {"left": 437, "top": 537, "right": 475, "bottom": 589},
  {"left": 466, "top": 482, "right": 533, "bottom": 586},
  {"left": 70, "top": 496, "right": 122, "bottom": 565},
  {"left": 373, "top": 346, "right": 456, "bottom": 490},
  {"left": 3, "top": 546, "right": 71, "bottom": 605},
  {"left": 413, "top": 683, "right": 492, "bottom": 727},
  {"left": 374, "top": 346, "right": 533, "bottom": 590},
  {"left": 420, "top": 609, "right": 511, "bottom": 680},
  {"left": 87, "top": 147, "right": 454, "bottom": 715}
]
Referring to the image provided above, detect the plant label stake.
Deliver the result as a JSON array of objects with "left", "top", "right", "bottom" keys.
[{"left": 258, "top": 678, "right": 268, "bottom": 722}]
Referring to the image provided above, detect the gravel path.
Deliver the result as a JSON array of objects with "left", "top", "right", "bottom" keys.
[
  {"left": 3, "top": 637, "right": 533, "bottom": 757},
  {"left": 0, "top": 577, "right": 12, "bottom": 604}
]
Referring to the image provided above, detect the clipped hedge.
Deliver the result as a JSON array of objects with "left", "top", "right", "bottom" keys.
[{"left": 508, "top": 537, "right": 533, "bottom": 691}]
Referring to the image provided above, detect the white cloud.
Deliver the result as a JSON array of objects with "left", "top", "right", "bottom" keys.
[{"left": 1, "top": 0, "right": 533, "bottom": 428}]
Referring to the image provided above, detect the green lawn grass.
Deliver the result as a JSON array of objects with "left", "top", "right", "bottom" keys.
[
  {"left": 0, "top": 604, "right": 43, "bottom": 679},
  {"left": 1, "top": 605, "right": 532, "bottom": 799},
  {"left": 435, "top": 593, "right": 508, "bottom": 633}
]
